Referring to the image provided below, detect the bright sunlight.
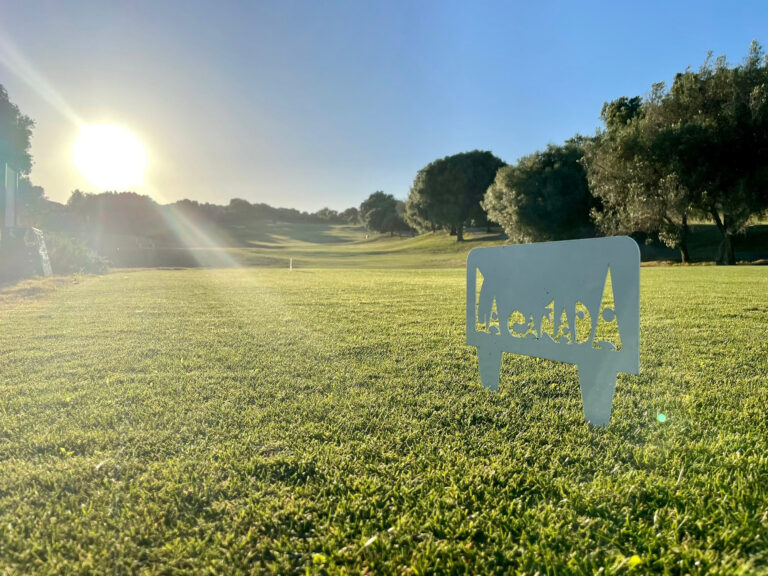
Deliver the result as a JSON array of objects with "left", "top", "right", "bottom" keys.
[{"left": 73, "top": 124, "right": 147, "bottom": 190}]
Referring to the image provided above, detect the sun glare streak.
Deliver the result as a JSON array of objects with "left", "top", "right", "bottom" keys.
[
  {"left": 0, "top": 27, "right": 286, "bottom": 322},
  {"left": 143, "top": 185, "right": 243, "bottom": 270},
  {"left": 141, "top": 187, "right": 302, "bottom": 347},
  {"left": 0, "top": 29, "right": 250, "bottom": 275},
  {"left": 0, "top": 31, "right": 83, "bottom": 126},
  {"left": 142, "top": 192, "right": 308, "bottom": 358}
]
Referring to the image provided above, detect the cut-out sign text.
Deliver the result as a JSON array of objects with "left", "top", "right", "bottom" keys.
[{"left": 466, "top": 237, "right": 640, "bottom": 426}]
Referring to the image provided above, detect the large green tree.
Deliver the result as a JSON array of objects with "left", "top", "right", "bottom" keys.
[
  {"left": 583, "top": 93, "right": 696, "bottom": 262},
  {"left": 359, "top": 191, "right": 411, "bottom": 235},
  {"left": 406, "top": 150, "right": 504, "bottom": 241},
  {"left": 661, "top": 44, "right": 768, "bottom": 263},
  {"left": 482, "top": 137, "right": 595, "bottom": 243},
  {"left": 586, "top": 43, "right": 768, "bottom": 264}
]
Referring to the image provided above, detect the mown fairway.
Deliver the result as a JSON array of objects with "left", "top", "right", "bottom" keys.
[{"left": 1, "top": 266, "right": 767, "bottom": 574}]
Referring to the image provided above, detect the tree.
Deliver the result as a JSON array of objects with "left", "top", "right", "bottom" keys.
[
  {"left": 600, "top": 96, "right": 643, "bottom": 128},
  {"left": 406, "top": 150, "right": 505, "bottom": 241},
  {"left": 314, "top": 207, "right": 340, "bottom": 222},
  {"left": 583, "top": 92, "right": 696, "bottom": 263},
  {"left": 0, "top": 84, "right": 34, "bottom": 176},
  {"left": 16, "top": 177, "right": 47, "bottom": 226},
  {"left": 168, "top": 199, "right": 224, "bottom": 224},
  {"left": 482, "top": 137, "right": 596, "bottom": 243},
  {"left": 1, "top": 85, "right": 34, "bottom": 228},
  {"left": 404, "top": 175, "right": 435, "bottom": 233},
  {"left": 339, "top": 207, "right": 359, "bottom": 224},
  {"left": 391, "top": 200, "right": 414, "bottom": 236},
  {"left": 223, "top": 198, "right": 253, "bottom": 225},
  {"left": 586, "top": 43, "right": 768, "bottom": 264},
  {"left": 359, "top": 191, "right": 411, "bottom": 235},
  {"left": 658, "top": 43, "right": 768, "bottom": 263},
  {"left": 66, "top": 191, "right": 164, "bottom": 237}
]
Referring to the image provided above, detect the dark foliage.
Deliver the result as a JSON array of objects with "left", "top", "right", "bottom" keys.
[
  {"left": 483, "top": 138, "right": 596, "bottom": 243},
  {"left": 359, "top": 191, "right": 413, "bottom": 235},
  {"left": 406, "top": 150, "right": 505, "bottom": 241}
]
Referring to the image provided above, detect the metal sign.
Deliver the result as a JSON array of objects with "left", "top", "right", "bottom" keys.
[
  {"left": 31, "top": 228, "right": 53, "bottom": 277},
  {"left": 466, "top": 236, "right": 640, "bottom": 426}
]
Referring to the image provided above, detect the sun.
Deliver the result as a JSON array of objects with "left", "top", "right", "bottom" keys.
[{"left": 73, "top": 124, "right": 147, "bottom": 190}]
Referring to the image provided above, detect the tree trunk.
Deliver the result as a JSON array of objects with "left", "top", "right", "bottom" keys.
[
  {"left": 679, "top": 213, "right": 690, "bottom": 263},
  {"left": 710, "top": 207, "right": 736, "bottom": 265},
  {"left": 456, "top": 223, "right": 464, "bottom": 242},
  {"left": 449, "top": 224, "right": 457, "bottom": 236},
  {"left": 717, "top": 234, "right": 736, "bottom": 265}
]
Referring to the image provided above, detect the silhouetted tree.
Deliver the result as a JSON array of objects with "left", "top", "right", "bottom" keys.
[
  {"left": 1, "top": 84, "right": 34, "bottom": 228},
  {"left": 406, "top": 150, "right": 504, "bottom": 241},
  {"left": 339, "top": 207, "right": 360, "bottom": 224},
  {"left": 223, "top": 198, "right": 253, "bottom": 225},
  {"left": 0, "top": 84, "right": 33, "bottom": 176},
  {"left": 168, "top": 199, "right": 224, "bottom": 223},
  {"left": 359, "top": 191, "right": 411, "bottom": 235},
  {"left": 66, "top": 191, "right": 164, "bottom": 238},
  {"left": 13, "top": 177, "right": 45, "bottom": 223}
]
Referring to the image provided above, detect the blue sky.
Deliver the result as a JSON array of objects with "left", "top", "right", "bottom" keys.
[{"left": 1, "top": 0, "right": 766, "bottom": 210}]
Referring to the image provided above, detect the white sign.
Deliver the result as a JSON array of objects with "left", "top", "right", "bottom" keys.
[
  {"left": 467, "top": 237, "right": 640, "bottom": 426},
  {"left": 31, "top": 228, "right": 53, "bottom": 277}
]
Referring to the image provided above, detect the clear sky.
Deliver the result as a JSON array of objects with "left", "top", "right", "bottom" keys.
[{"left": 1, "top": 0, "right": 766, "bottom": 210}]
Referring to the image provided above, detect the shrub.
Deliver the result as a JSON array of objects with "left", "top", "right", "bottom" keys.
[{"left": 45, "top": 233, "right": 108, "bottom": 275}]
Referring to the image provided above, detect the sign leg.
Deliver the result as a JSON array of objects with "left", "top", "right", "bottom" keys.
[
  {"left": 578, "top": 363, "right": 617, "bottom": 426},
  {"left": 477, "top": 346, "right": 503, "bottom": 391}
]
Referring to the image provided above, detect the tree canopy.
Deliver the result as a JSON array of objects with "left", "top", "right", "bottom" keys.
[
  {"left": 359, "top": 191, "right": 411, "bottom": 235},
  {"left": 585, "top": 42, "right": 768, "bottom": 264},
  {"left": 583, "top": 91, "right": 696, "bottom": 262},
  {"left": 406, "top": 150, "right": 505, "bottom": 241},
  {"left": 0, "top": 84, "right": 34, "bottom": 176},
  {"left": 482, "top": 137, "right": 595, "bottom": 243}
]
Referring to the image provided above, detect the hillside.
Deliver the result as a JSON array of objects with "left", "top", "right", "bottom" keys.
[{"left": 100, "top": 221, "right": 768, "bottom": 269}]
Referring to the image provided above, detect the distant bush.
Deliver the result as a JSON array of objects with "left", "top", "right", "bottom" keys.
[{"left": 45, "top": 233, "right": 108, "bottom": 275}]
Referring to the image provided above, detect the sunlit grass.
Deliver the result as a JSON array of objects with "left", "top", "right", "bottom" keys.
[
  {"left": 0, "top": 267, "right": 766, "bottom": 573},
  {"left": 227, "top": 226, "right": 513, "bottom": 269},
  {"left": 139, "top": 222, "right": 768, "bottom": 269}
]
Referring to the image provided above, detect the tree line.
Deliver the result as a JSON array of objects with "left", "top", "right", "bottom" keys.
[{"left": 400, "top": 42, "right": 768, "bottom": 264}]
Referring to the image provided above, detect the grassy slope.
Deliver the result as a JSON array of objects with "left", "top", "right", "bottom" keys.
[
  {"left": 161, "top": 221, "right": 768, "bottom": 269},
  {"left": 1, "top": 267, "right": 767, "bottom": 574},
  {"left": 226, "top": 225, "right": 509, "bottom": 269}
]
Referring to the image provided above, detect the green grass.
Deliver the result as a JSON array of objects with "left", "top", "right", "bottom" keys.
[
  {"left": 136, "top": 220, "right": 768, "bottom": 269},
  {"left": 1, "top": 266, "right": 767, "bottom": 574},
  {"left": 199, "top": 224, "right": 509, "bottom": 269}
]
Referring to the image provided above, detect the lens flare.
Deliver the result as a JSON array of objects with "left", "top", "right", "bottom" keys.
[{"left": 74, "top": 124, "right": 147, "bottom": 190}]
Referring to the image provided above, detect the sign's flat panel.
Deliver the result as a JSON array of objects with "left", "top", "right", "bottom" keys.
[
  {"left": 31, "top": 228, "right": 53, "bottom": 277},
  {"left": 466, "top": 236, "right": 640, "bottom": 426}
]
